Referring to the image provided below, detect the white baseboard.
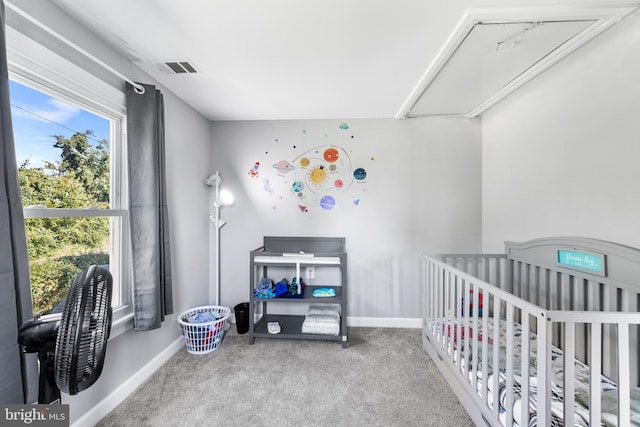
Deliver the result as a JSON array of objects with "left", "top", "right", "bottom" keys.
[
  {"left": 71, "top": 337, "right": 184, "bottom": 427},
  {"left": 347, "top": 317, "right": 422, "bottom": 328}
]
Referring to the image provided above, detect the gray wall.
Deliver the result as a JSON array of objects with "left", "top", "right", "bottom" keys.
[
  {"left": 210, "top": 117, "right": 482, "bottom": 321},
  {"left": 15, "top": 0, "right": 639, "bottom": 422},
  {"left": 6, "top": 1, "right": 212, "bottom": 424},
  {"left": 66, "top": 86, "right": 212, "bottom": 425},
  {"left": 482, "top": 12, "right": 640, "bottom": 252}
]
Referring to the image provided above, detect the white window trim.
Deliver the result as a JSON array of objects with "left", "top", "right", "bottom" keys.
[
  {"left": 22, "top": 208, "right": 132, "bottom": 328},
  {"left": 7, "top": 26, "right": 133, "bottom": 338},
  {"left": 23, "top": 208, "right": 128, "bottom": 218}
]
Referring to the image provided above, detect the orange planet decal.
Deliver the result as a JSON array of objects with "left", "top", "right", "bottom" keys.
[{"left": 323, "top": 148, "right": 339, "bottom": 163}]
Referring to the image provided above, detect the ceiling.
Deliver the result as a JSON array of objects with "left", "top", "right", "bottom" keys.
[{"left": 47, "top": 0, "right": 637, "bottom": 121}]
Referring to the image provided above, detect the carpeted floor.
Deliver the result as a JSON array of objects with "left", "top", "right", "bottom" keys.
[{"left": 98, "top": 327, "right": 473, "bottom": 427}]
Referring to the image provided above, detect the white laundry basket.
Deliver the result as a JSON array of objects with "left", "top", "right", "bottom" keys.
[{"left": 178, "top": 305, "right": 230, "bottom": 354}]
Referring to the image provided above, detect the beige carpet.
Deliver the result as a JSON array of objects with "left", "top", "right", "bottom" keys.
[{"left": 98, "top": 327, "right": 473, "bottom": 427}]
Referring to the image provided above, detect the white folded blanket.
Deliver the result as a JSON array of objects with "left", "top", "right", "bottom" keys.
[
  {"left": 301, "top": 304, "right": 341, "bottom": 335},
  {"left": 306, "top": 303, "right": 341, "bottom": 317},
  {"left": 301, "top": 315, "right": 340, "bottom": 335}
]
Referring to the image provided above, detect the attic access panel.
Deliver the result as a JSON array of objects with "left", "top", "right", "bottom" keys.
[
  {"left": 408, "top": 20, "right": 593, "bottom": 116},
  {"left": 396, "top": 5, "right": 639, "bottom": 119}
]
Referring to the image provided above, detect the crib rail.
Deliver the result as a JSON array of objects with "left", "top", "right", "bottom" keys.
[
  {"left": 439, "top": 251, "right": 640, "bottom": 385},
  {"left": 421, "top": 254, "right": 640, "bottom": 427},
  {"left": 437, "top": 254, "right": 507, "bottom": 287},
  {"left": 508, "top": 255, "right": 640, "bottom": 387}
]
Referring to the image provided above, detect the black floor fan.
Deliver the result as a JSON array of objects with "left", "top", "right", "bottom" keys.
[{"left": 18, "top": 265, "right": 113, "bottom": 403}]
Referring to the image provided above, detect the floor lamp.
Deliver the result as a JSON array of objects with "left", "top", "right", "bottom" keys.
[{"left": 205, "top": 171, "right": 234, "bottom": 306}]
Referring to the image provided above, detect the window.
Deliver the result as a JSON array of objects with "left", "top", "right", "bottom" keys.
[{"left": 9, "top": 78, "right": 131, "bottom": 323}]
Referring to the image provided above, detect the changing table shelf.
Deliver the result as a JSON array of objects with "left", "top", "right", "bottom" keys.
[
  {"left": 254, "top": 285, "right": 344, "bottom": 303},
  {"left": 248, "top": 236, "right": 347, "bottom": 348},
  {"left": 253, "top": 314, "right": 343, "bottom": 342}
]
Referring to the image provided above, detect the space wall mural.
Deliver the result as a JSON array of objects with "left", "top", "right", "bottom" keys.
[{"left": 247, "top": 122, "right": 371, "bottom": 213}]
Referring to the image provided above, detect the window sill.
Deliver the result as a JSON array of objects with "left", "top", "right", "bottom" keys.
[{"left": 110, "top": 308, "right": 134, "bottom": 339}]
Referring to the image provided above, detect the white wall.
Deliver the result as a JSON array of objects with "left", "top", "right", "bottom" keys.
[
  {"left": 210, "top": 117, "right": 482, "bottom": 321},
  {"left": 6, "top": 1, "right": 212, "bottom": 424},
  {"left": 482, "top": 12, "right": 640, "bottom": 252}
]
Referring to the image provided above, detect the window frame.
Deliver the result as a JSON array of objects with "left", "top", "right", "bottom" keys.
[{"left": 8, "top": 71, "right": 134, "bottom": 336}]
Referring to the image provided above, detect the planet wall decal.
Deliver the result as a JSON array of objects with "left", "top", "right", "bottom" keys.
[
  {"left": 273, "top": 160, "right": 295, "bottom": 173},
  {"left": 320, "top": 195, "right": 336, "bottom": 210},
  {"left": 323, "top": 147, "right": 339, "bottom": 163},
  {"left": 291, "top": 181, "right": 304, "bottom": 193},
  {"left": 353, "top": 168, "right": 366, "bottom": 180}
]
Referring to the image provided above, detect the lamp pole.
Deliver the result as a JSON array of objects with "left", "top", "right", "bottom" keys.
[
  {"left": 207, "top": 171, "right": 232, "bottom": 306},
  {"left": 213, "top": 171, "right": 224, "bottom": 306}
]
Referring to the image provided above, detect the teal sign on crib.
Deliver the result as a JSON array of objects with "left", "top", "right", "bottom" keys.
[{"left": 557, "top": 250, "right": 605, "bottom": 276}]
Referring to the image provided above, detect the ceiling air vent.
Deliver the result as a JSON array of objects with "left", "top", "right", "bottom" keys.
[{"left": 153, "top": 61, "right": 198, "bottom": 75}]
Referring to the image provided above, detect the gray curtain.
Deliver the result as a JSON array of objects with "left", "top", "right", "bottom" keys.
[
  {"left": 126, "top": 82, "right": 173, "bottom": 331},
  {"left": 0, "top": 0, "right": 37, "bottom": 403}
]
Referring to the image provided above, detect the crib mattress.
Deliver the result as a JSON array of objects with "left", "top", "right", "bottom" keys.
[{"left": 426, "top": 317, "right": 640, "bottom": 427}]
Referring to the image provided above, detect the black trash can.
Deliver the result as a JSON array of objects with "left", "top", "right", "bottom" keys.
[{"left": 233, "top": 302, "right": 250, "bottom": 335}]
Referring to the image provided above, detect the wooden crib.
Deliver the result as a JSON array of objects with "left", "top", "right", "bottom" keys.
[{"left": 421, "top": 237, "right": 640, "bottom": 426}]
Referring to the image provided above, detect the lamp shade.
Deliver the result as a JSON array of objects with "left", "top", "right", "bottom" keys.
[{"left": 218, "top": 189, "right": 234, "bottom": 206}]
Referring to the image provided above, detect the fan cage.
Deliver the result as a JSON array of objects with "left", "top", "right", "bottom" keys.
[{"left": 55, "top": 265, "right": 113, "bottom": 395}]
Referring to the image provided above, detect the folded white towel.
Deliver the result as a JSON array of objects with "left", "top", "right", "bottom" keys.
[
  {"left": 307, "top": 303, "right": 341, "bottom": 317},
  {"left": 301, "top": 314, "right": 340, "bottom": 336},
  {"left": 304, "top": 314, "right": 338, "bottom": 324}
]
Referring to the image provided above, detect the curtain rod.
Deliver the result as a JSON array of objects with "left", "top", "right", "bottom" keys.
[{"left": 5, "top": 1, "right": 145, "bottom": 94}]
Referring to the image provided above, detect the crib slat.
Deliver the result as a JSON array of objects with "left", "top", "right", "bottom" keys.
[
  {"left": 563, "top": 322, "right": 576, "bottom": 427},
  {"left": 543, "top": 268, "right": 550, "bottom": 311},
  {"left": 455, "top": 276, "right": 462, "bottom": 367},
  {"left": 435, "top": 264, "right": 439, "bottom": 316},
  {"left": 436, "top": 265, "right": 442, "bottom": 320},
  {"left": 623, "top": 291, "right": 639, "bottom": 388},
  {"left": 440, "top": 269, "right": 447, "bottom": 347},
  {"left": 461, "top": 278, "right": 469, "bottom": 376},
  {"left": 520, "top": 314, "right": 530, "bottom": 427},
  {"left": 430, "top": 263, "right": 436, "bottom": 320},
  {"left": 505, "top": 304, "right": 515, "bottom": 426},
  {"left": 481, "top": 298, "right": 489, "bottom": 406},
  {"left": 618, "top": 323, "right": 631, "bottom": 427},
  {"left": 438, "top": 266, "right": 443, "bottom": 313},
  {"left": 432, "top": 263, "right": 438, "bottom": 322},
  {"left": 425, "top": 260, "right": 431, "bottom": 320},
  {"left": 602, "top": 283, "right": 616, "bottom": 381},
  {"left": 434, "top": 264, "right": 440, "bottom": 320},
  {"left": 483, "top": 257, "right": 490, "bottom": 283},
  {"left": 533, "top": 266, "right": 540, "bottom": 307},
  {"left": 492, "top": 297, "right": 501, "bottom": 420},
  {"left": 446, "top": 271, "right": 454, "bottom": 355},
  {"left": 423, "top": 260, "right": 428, "bottom": 322},
  {"left": 470, "top": 285, "right": 479, "bottom": 392},
  {"left": 514, "top": 261, "right": 521, "bottom": 298},
  {"left": 575, "top": 280, "right": 587, "bottom": 363},
  {"left": 536, "top": 314, "right": 552, "bottom": 427},
  {"left": 590, "top": 322, "right": 602, "bottom": 426}
]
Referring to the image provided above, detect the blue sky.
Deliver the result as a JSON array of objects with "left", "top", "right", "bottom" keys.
[{"left": 9, "top": 80, "right": 110, "bottom": 168}]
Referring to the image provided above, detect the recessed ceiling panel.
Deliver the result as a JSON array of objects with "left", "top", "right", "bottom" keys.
[
  {"left": 396, "top": 5, "right": 639, "bottom": 120},
  {"left": 408, "top": 19, "right": 594, "bottom": 117}
]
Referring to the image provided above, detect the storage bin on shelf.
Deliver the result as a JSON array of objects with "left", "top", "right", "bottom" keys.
[{"left": 177, "top": 305, "right": 230, "bottom": 354}]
